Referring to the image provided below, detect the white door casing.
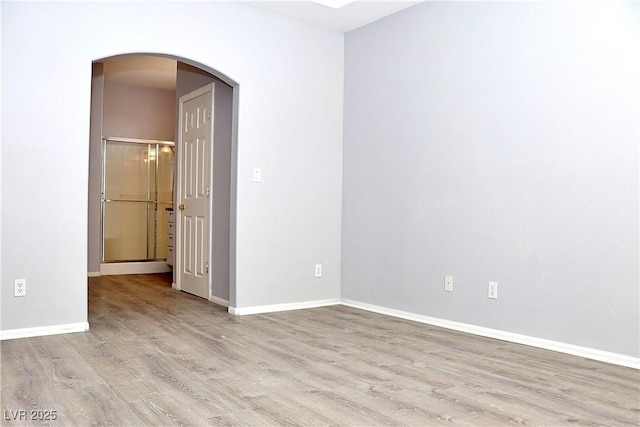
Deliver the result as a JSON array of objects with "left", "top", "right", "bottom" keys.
[{"left": 176, "top": 83, "right": 214, "bottom": 299}]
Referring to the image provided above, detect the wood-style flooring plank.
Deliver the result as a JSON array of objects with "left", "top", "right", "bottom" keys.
[{"left": 2, "top": 273, "right": 638, "bottom": 426}]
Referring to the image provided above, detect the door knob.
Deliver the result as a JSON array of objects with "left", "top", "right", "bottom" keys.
[{"left": 178, "top": 203, "right": 185, "bottom": 211}]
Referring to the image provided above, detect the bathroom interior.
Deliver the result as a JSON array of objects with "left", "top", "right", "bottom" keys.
[{"left": 88, "top": 55, "right": 222, "bottom": 276}]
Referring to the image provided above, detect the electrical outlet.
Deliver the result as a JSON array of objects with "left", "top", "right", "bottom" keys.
[
  {"left": 14, "top": 279, "right": 26, "bottom": 297},
  {"left": 315, "top": 264, "right": 322, "bottom": 278},
  {"left": 444, "top": 276, "right": 453, "bottom": 292},
  {"left": 488, "top": 281, "right": 498, "bottom": 299}
]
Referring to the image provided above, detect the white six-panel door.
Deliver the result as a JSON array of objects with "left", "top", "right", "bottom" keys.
[{"left": 177, "top": 84, "right": 214, "bottom": 299}]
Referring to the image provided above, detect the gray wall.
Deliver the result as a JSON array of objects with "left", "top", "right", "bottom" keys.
[
  {"left": 176, "top": 62, "right": 232, "bottom": 302},
  {"left": 342, "top": 2, "right": 639, "bottom": 356},
  {"left": 2, "top": 1, "right": 343, "bottom": 332},
  {"left": 87, "top": 63, "right": 104, "bottom": 274},
  {"left": 103, "top": 81, "right": 176, "bottom": 141}
]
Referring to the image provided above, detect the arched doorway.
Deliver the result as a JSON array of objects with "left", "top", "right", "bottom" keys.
[{"left": 88, "top": 53, "right": 238, "bottom": 308}]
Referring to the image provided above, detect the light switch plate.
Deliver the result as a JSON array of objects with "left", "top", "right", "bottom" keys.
[{"left": 253, "top": 168, "right": 262, "bottom": 183}]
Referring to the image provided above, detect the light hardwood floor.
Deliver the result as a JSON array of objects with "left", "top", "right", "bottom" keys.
[{"left": 1, "top": 273, "right": 639, "bottom": 426}]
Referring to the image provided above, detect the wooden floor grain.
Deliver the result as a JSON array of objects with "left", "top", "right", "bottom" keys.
[{"left": 1, "top": 273, "right": 639, "bottom": 426}]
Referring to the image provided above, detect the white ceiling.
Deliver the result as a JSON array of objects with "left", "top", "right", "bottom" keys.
[
  {"left": 102, "top": 55, "right": 177, "bottom": 91},
  {"left": 100, "top": 1, "right": 421, "bottom": 90},
  {"left": 243, "top": 1, "right": 423, "bottom": 33}
]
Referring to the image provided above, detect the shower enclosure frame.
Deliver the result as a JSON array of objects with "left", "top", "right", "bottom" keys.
[{"left": 101, "top": 136, "right": 175, "bottom": 264}]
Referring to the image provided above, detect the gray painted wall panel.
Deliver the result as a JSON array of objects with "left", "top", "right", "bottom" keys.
[
  {"left": 342, "top": 2, "right": 639, "bottom": 356},
  {"left": 87, "top": 63, "right": 104, "bottom": 274},
  {"left": 102, "top": 81, "right": 176, "bottom": 141}
]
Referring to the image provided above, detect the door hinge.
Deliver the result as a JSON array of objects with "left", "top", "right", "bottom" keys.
[
  {"left": 208, "top": 111, "right": 212, "bottom": 119},
  {"left": 205, "top": 261, "right": 209, "bottom": 274},
  {"left": 206, "top": 187, "right": 210, "bottom": 197}
]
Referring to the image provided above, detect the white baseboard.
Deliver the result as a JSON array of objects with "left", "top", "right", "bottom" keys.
[
  {"left": 5, "top": 294, "right": 634, "bottom": 369},
  {"left": 341, "top": 299, "right": 639, "bottom": 370},
  {"left": 209, "top": 295, "right": 229, "bottom": 307},
  {"left": 0, "top": 322, "right": 89, "bottom": 341},
  {"left": 87, "top": 272, "right": 101, "bottom": 277},
  {"left": 100, "top": 261, "right": 171, "bottom": 276},
  {"left": 171, "top": 283, "right": 228, "bottom": 307},
  {"left": 229, "top": 298, "right": 340, "bottom": 316}
]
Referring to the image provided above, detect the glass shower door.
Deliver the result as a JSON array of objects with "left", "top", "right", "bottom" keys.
[{"left": 102, "top": 138, "right": 174, "bottom": 262}]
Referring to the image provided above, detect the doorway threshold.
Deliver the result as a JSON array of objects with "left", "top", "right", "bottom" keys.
[{"left": 100, "top": 261, "right": 171, "bottom": 276}]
